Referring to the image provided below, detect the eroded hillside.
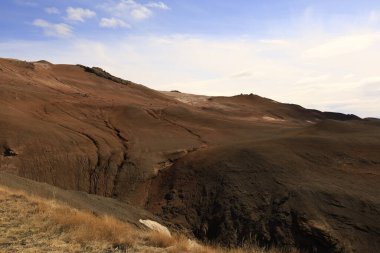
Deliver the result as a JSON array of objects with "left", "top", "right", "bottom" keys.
[{"left": 1, "top": 58, "right": 379, "bottom": 253}]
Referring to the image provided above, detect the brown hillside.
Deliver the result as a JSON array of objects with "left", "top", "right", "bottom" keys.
[{"left": 0, "top": 58, "right": 379, "bottom": 253}]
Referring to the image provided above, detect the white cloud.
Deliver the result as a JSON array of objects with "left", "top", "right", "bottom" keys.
[
  {"left": 66, "top": 7, "right": 96, "bottom": 22},
  {"left": 100, "top": 18, "right": 130, "bottom": 28},
  {"left": 45, "top": 7, "right": 60, "bottom": 15},
  {"left": 130, "top": 5, "right": 152, "bottom": 20},
  {"left": 32, "top": 19, "right": 72, "bottom": 38},
  {"left": 303, "top": 33, "right": 380, "bottom": 58},
  {"left": 102, "top": 0, "right": 168, "bottom": 21},
  {"left": 146, "top": 2, "right": 169, "bottom": 10}
]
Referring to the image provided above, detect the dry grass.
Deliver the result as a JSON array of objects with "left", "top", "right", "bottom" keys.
[
  {"left": 42, "top": 204, "right": 136, "bottom": 246},
  {"left": 0, "top": 186, "right": 133, "bottom": 253},
  {"left": 0, "top": 186, "right": 298, "bottom": 253},
  {"left": 143, "top": 231, "right": 177, "bottom": 248}
]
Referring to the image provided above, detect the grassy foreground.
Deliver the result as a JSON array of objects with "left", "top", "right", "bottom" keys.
[{"left": 0, "top": 186, "right": 297, "bottom": 253}]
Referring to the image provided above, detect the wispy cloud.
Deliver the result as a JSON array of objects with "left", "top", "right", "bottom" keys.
[
  {"left": 130, "top": 5, "right": 152, "bottom": 20},
  {"left": 32, "top": 19, "right": 72, "bottom": 38},
  {"left": 45, "top": 7, "right": 60, "bottom": 15},
  {"left": 230, "top": 71, "right": 252, "bottom": 79},
  {"left": 100, "top": 18, "right": 130, "bottom": 28},
  {"left": 102, "top": 0, "right": 169, "bottom": 21},
  {"left": 303, "top": 33, "right": 380, "bottom": 58},
  {"left": 66, "top": 7, "right": 96, "bottom": 22},
  {"left": 146, "top": 2, "right": 169, "bottom": 10}
]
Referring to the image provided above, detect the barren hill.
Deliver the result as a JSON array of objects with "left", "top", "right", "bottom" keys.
[{"left": 0, "top": 58, "right": 379, "bottom": 253}]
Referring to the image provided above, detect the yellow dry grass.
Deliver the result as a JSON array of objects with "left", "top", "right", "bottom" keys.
[{"left": 0, "top": 186, "right": 298, "bottom": 253}]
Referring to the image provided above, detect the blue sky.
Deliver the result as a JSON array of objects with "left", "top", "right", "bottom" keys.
[{"left": 1, "top": 0, "right": 380, "bottom": 117}]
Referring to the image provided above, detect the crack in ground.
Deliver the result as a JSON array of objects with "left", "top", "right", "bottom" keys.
[
  {"left": 80, "top": 132, "right": 102, "bottom": 194},
  {"left": 52, "top": 122, "right": 102, "bottom": 194},
  {"left": 49, "top": 105, "right": 107, "bottom": 195},
  {"left": 144, "top": 108, "right": 208, "bottom": 174},
  {"left": 104, "top": 120, "right": 137, "bottom": 198}
]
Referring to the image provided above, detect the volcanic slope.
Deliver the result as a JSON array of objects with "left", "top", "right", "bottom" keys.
[{"left": 0, "top": 58, "right": 379, "bottom": 253}]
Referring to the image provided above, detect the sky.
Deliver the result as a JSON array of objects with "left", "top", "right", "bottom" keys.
[{"left": 1, "top": 0, "right": 380, "bottom": 118}]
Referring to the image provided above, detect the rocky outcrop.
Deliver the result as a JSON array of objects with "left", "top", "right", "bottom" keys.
[{"left": 77, "top": 64, "right": 133, "bottom": 86}]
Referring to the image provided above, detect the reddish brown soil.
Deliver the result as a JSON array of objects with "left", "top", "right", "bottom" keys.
[{"left": 0, "top": 58, "right": 379, "bottom": 253}]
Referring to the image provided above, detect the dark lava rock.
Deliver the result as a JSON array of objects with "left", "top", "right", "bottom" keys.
[
  {"left": 77, "top": 64, "right": 133, "bottom": 86},
  {"left": 3, "top": 147, "right": 17, "bottom": 157}
]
